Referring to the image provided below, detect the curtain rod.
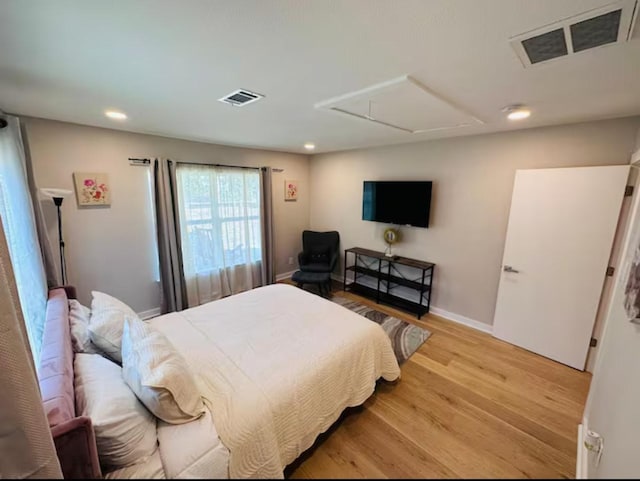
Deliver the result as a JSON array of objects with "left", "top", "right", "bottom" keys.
[
  {"left": 173, "top": 160, "right": 259, "bottom": 170},
  {"left": 167, "top": 159, "right": 283, "bottom": 172}
]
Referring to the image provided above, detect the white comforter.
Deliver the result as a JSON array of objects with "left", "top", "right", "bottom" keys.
[{"left": 151, "top": 283, "right": 400, "bottom": 478}]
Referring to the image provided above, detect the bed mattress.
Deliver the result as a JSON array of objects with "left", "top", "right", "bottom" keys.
[
  {"left": 157, "top": 407, "right": 229, "bottom": 479},
  {"left": 149, "top": 283, "right": 400, "bottom": 478}
]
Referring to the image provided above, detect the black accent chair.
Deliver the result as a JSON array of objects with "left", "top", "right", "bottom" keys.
[
  {"left": 298, "top": 230, "right": 340, "bottom": 274},
  {"left": 293, "top": 230, "right": 340, "bottom": 297}
]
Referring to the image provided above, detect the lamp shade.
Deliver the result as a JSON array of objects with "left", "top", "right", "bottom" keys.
[{"left": 40, "top": 188, "right": 72, "bottom": 199}]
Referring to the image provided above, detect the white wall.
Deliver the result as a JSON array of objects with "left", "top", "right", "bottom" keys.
[
  {"left": 25, "top": 118, "right": 310, "bottom": 312},
  {"left": 309, "top": 117, "right": 640, "bottom": 327},
  {"left": 581, "top": 154, "right": 640, "bottom": 478}
]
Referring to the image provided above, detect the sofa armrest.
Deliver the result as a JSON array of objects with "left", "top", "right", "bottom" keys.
[
  {"left": 49, "top": 285, "right": 77, "bottom": 300},
  {"left": 61, "top": 286, "right": 77, "bottom": 300},
  {"left": 51, "top": 416, "right": 102, "bottom": 479}
]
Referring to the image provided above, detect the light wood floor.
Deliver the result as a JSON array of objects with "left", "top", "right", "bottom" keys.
[{"left": 285, "top": 287, "right": 592, "bottom": 479}]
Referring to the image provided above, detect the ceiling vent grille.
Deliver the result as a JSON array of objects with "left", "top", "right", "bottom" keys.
[
  {"left": 510, "top": 0, "right": 638, "bottom": 67},
  {"left": 521, "top": 28, "right": 568, "bottom": 64},
  {"left": 218, "top": 89, "right": 264, "bottom": 106},
  {"left": 571, "top": 9, "right": 622, "bottom": 52}
]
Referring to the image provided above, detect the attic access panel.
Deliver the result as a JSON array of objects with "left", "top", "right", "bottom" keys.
[
  {"left": 315, "top": 75, "right": 483, "bottom": 134},
  {"left": 510, "top": 0, "right": 638, "bottom": 67}
]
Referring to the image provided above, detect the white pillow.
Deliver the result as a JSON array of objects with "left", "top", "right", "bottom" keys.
[
  {"left": 121, "top": 317, "right": 205, "bottom": 424},
  {"left": 74, "top": 353, "right": 158, "bottom": 470},
  {"left": 89, "top": 291, "right": 140, "bottom": 363},
  {"left": 69, "top": 299, "right": 99, "bottom": 354},
  {"left": 104, "top": 450, "right": 165, "bottom": 479}
]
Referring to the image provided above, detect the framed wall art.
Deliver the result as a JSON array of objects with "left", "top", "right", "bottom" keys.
[
  {"left": 73, "top": 172, "right": 111, "bottom": 206},
  {"left": 285, "top": 179, "right": 298, "bottom": 201}
]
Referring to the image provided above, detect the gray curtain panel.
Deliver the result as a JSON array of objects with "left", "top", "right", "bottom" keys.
[
  {"left": 260, "top": 166, "right": 275, "bottom": 285},
  {"left": 154, "top": 159, "right": 276, "bottom": 313},
  {"left": 153, "top": 158, "right": 187, "bottom": 313},
  {"left": 0, "top": 221, "right": 62, "bottom": 479},
  {"left": 20, "top": 121, "right": 59, "bottom": 288}
]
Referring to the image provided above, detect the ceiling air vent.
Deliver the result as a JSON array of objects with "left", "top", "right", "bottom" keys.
[
  {"left": 521, "top": 28, "right": 568, "bottom": 64},
  {"left": 218, "top": 89, "right": 264, "bottom": 107},
  {"left": 510, "top": 0, "right": 638, "bottom": 67},
  {"left": 570, "top": 9, "right": 622, "bottom": 52}
]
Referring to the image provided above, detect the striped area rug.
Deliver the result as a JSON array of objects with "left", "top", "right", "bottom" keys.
[{"left": 332, "top": 296, "right": 431, "bottom": 364}]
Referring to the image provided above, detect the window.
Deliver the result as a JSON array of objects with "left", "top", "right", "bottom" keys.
[
  {"left": 0, "top": 119, "right": 48, "bottom": 365},
  {"left": 176, "top": 164, "right": 262, "bottom": 275}
]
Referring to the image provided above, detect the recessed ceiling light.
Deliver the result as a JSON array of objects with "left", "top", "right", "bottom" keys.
[
  {"left": 304, "top": 143, "right": 315, "bottom": 150},
  {"left": 105, "top": 110, "right": 127, "bottom": 120},
  {"left": 503, "top": 105, "right": 531, "bottom": 121}
]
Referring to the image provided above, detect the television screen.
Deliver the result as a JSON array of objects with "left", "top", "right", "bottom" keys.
[{"left": 362, "top": 181, "right": 432, "bottom": 228}]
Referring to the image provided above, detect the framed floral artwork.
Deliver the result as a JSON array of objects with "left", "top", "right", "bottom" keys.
[
  {"left": 285, "top": 180, "right": 298, "bottom": 201},
  {"left": 73, "top": 172, "right": 111, "bottom": 206}
]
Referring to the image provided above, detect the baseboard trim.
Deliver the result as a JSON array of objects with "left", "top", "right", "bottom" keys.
[
  {"left": 276, "top": 270, "right": 297, "bottom": 282},
  {"left": 429, "top": 306, "right": 493, "bottom": 334},
  {"left": 138, "top": 307, "right": 161, "bottom": 320},
  {"left": 332, "top": 274, "right": 493, "bottom": 334},
  {"left": 136, "top": 280, "right": 489, "bottom": 334}
]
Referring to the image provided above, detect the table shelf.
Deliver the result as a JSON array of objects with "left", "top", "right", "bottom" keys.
[
  {"left": 345, "top": 265, "right": 431, "bottom": 291},
  {"left": 343, "top": 247, "right": 435, "bottom": 319}
]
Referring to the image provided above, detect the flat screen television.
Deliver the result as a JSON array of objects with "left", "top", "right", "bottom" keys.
[{"left": 362, "top": 180, "right": 433, "bottom": 228}]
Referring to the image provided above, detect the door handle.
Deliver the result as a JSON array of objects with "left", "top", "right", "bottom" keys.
[{"left": 503, "top": 265, "right": 520, "bottom": 273}]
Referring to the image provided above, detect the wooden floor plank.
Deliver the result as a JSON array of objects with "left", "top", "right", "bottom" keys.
[
  {"left": 391, "top": 363, "right": 575, "bottom": 478},
  {"left": 409, "top": 353, "right": 582, "bottom": 442},
  {"left": 400, "top": 360, "right": 578, "bottom": 458},
  {"left": 339, "top": 409, "right": 458, "bottom": 479},
  {"left": 285, "top": 286, "right": 592, "bottom": 479}
]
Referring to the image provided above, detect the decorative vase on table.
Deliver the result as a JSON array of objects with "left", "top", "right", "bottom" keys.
[{"left": 383, "top": 228, "right": 399, "bottom": 258}]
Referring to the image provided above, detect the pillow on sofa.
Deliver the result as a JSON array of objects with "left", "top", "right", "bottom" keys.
[
  {"left": 89, "top": 291, "right": 140, "bottom": 363},
  {"left": 69, "top": 299, "right": 100, "bottom": 354},
  {"left": 74, "top": 353, "right": 158, "bottom": 470},
  {"left": 121, "top": 317, "right": 205, "bottom": 424},
  {"left": 103, "top": 450, "right": 165, "bottom": 479}
]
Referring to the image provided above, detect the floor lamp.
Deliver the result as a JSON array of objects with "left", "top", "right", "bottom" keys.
[{"left": 41, "top": 188, "right": 72, "bottom": 285}]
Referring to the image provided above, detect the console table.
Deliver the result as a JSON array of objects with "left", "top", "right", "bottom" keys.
[{"left": 343, "top": 247, "right": 435, "bottom": 319}]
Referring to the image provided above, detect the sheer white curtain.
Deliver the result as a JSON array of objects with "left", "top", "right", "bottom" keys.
[
  {"left": 176, "top": 164, "right": 263, "bottom": 306},
  {"left": 0, "top": 116, "right": 48, "bottom": 365},
  {"left": 0, "top": 221, "right": 61, "bottom": 479}
]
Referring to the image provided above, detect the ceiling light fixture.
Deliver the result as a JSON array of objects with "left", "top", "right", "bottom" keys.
[
  {"left": 304, "top": 143, "right": 315, "bottom": 150},
  {"left": 504, "top": 105, "right": 531, "bottom": 120},
  {"left": 105, "top": 110, "right": 127, "bottom": 120}
]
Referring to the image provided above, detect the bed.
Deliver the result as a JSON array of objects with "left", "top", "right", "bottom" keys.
[{"left": 38, "top": 283, "right": 401, "bottom": 479}]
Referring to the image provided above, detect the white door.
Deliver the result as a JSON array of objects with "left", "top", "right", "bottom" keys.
[{"left": 493, "top": 166, "right": 629, "bottom": 370}]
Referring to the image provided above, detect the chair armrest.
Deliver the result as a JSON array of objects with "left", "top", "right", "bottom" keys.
[
  {"left": 298, "top": 251, "right": 308, "bottom": 266},
  {"left": 329, "top": 251, "right": 339, "bottom": 271},
  {"left": 51, "top": 416, "right": 102, "bottom": 479}
]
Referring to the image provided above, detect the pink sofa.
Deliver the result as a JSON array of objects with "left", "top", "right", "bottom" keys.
[{"left": 37, "top": 286, "right": 101, "bottom": 479}]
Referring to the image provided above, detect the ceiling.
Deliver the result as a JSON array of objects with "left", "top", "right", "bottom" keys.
[{"left": 1, "top": 0, "right": 639, "bottom": 154}]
